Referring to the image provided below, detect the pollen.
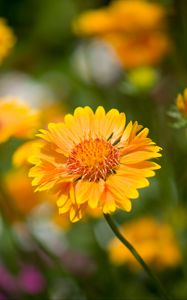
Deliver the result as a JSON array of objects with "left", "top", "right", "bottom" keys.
[{"left": 66, "top": 138, "right": 120, "bottom": 181}]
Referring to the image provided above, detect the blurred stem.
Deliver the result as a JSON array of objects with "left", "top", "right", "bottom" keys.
[{"left": 104, "top": 214, "right": 171, "bottom": 300}]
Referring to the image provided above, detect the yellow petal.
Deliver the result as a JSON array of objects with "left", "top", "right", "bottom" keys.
[
  {"left": 120, "top": 151, "right": 161, "bottom": 164},
  {"left": 102, "top": 190, "right": 116, "bottom": 214},
  {"left": 93, "top": 106, "right": 106, "bottom": 138},
  {"left": 87, "top": 180, "right": 104, "bottom": 208}
]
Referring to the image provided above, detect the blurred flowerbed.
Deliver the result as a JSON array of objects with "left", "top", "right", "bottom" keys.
[{"left": 0, "top": 0, "right": 187, "bottom": 299}]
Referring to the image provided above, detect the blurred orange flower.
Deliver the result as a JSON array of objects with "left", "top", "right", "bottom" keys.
[
  {"left": 108, "top": 217, "right": 181, "bottom": 270},
  {"left": 3, "top": 169, "right": 40, "bottom": 221},
  {"left": 0, "top": 99, "right": 39, "bottom": 143},
  {"left": 73, "top": 0, "right": 170, "bottom": 69},
  {"left": 103, "top": 32, "right": 169, "bottom": 69},
  {"left": 4, "top": 102, "right": 66, "bottom": 223},
  {"left": 29, "top": 106, "right": 161, "bottom": 222},
  {"left": 3, "top": 168, "right": 59, "bottom": 223},
  {"left": 0, "top": 18, "right": 15, "bottom": 63},
  {"left": 109, "top": 0, "right": 166, "bottom": 32},
  {"left": 74, "top": 0, "right": 166, "bottom": 35},
  {"left": 176, "top": 88, "right": 187, "bottom": 117},
  {"left": 73, "top": 9, "right": 114, "bottom": 36},
  {"left": 12, "top": 102, "right": 65, "bottom": 167}
]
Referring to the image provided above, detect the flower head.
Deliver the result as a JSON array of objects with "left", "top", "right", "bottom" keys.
[
  {"left": 74, "top": 0, "right": 166, "bottom": 36},
  {"left": 0, "top": 18, "right": 15, "bottom": 63},
  {"left": 0, "top": 99, "right": 39, "bottom": 143},
  {"left": 73, "top": 9, "right": 114, "bottom": 36},
  {"left": 3, "top": 169, "right": 40, "bottom": 220},
  {"left": 18, "top": 265, "right": 45, "bottom": 295},
  {"left": 102, "top": 32, "right": 169, "bottom": 69},
  {"left": 73, "top": 0, "right": 170, "bottom": 68},
  {"left": 29, "top": 106, "right": 161, "bottom": 222},
  {"left": 176, "top": 88, "right": 187, "bottom": 117},
  {"left": 108, "top": 217, "right": 181, "bottom": 270}
]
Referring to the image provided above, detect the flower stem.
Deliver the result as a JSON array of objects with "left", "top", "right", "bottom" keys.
[{"left": 104, "top": 213, "right": 171, "bottom": 300}]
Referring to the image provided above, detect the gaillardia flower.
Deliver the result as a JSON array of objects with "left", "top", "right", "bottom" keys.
[
  {"left": 73, "top": 0, "right": 170, "bottom": 69},
  {"left": 3, "top": 169, "right": 40, "bottom": 221},
  {"left": 0, "top": 98, "right": 39, "bottom": 143},
  {"left": 108, "top": 217, "right": 181, "bottom": 270},
  {"left": 29, "top": 106, "right": 161, "bottom": 222}
]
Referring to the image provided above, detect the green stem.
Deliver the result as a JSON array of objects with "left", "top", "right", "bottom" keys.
[{"left": 104, "top": 213, "right": 171, "bottom": 300}]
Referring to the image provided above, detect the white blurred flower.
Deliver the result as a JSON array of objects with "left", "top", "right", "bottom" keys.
[
  {"left": 0, "top": 71, "right": 55, "bottom": 108},
  {"left": 72, "top": 40, "right": 122, "bottom": 86}
]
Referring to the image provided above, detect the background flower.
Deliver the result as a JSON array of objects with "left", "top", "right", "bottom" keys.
[
  {"left": 73, "top": 0, "right": 170, "bottom": 69},
  {"left": 0, "top": 98, "right": 39, "bottom": 143},
  {"left": 108, "top": 217, "right": 181, "bottom": 270}
]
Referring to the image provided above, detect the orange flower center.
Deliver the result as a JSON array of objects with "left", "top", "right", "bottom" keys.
[{"left": 67, "top": 138, "right": 120, "bottom": 181}]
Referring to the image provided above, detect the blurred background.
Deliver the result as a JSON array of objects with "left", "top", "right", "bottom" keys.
[{"left": 0, "top": 0, "right": 187, "bottom": 299}]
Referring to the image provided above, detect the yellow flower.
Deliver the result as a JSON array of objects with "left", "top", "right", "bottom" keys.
[
  {"left": 3, "top": 168, "right": 58, "bottom": 222},
  {"left": 3, "top": 169, "right": 40, "bottom": 221},
  {"left": 176, "top": 88, "right": 187, "bottom": 117},
  {"left": 73, "top": 0, "right": 170, "bottom": 69},
  {"left": 103, "top": 32, "right": 169, "bottom": 69},
  {"left": 0, "top": 18, "right": 15, "bottom": 63},
  {"left": 108, "top": 217, "right": 181, "bottom": 270},
  {"left": 74, "top": 0, "right": 166, "bottom": 36},
  {"left": 109, "top": 0, "right": 166, "bottom": 33},
  {"left": 0, "top": 98, "right": 40, "bottom": 143},
  {"left": 73, "top": 9, "right": 114, "bottom": 36},
  {"left": 29, "top": 106, "right": 161, "bottom": 222}
]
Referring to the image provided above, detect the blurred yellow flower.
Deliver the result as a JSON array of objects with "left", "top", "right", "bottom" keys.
[
  {"left": 109, "top": 0, "right": 166, "bottom": 32},
  {"left": 3, "top": 169, "right": 40, "bottom": 220},
  {"left": 74, "top": 0, "right": 166, "bottom": 36},
  {"left": 176, "top": 88, "right": 187, "bottom": 117},
  {"left": 103, "top": 32, "right": 169, "bottom": 69},
  {"left": 73, "top": 0, "right": 170, "bottom": 69},
  {"left": 3, "top": 168, "right": 59, "bottom": 223},
  {"left": 73, "top": 9, "right": 114, "bottom": 36},
  {"left": 0, "top": 99, "right": 39, "bottom": 143},
  {"left": 0, "top": 18, "right": 15, "bottom": 63},
  {"left": 29, "top": 106, "right": 161, "bottom": 222},
  {"left": 12, "top": 103, "right": 65, "bottom": 167},
  {"left": 108, "top": 217, "right": 181, "bottom": 270}
]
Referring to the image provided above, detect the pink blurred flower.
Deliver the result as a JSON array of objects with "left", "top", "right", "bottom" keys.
[{"left": 18, "top": 265, "right": 45, "bottom": 294}]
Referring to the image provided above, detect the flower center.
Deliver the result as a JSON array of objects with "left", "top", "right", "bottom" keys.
[{"left": 67, "top": 138, "right": 120, "bottom": 181}]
